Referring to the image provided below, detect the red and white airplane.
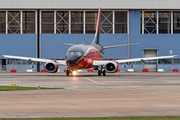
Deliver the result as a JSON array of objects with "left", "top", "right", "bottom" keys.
[{"left": 3, "top": 8, "right": 177, "bottom": 76}]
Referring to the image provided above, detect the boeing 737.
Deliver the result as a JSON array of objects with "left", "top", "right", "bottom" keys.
[{"left": 3, "top": 7, "right": 177, "bottom": 76}]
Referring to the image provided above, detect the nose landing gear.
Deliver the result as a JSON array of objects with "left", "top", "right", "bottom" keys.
[{"left": 66, "top": 69, "right": 77, "bottom": 77}]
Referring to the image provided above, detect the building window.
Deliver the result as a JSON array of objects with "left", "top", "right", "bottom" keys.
[
  {"left": 85, "top": 11, "right": 98, "bottom": 34},
  {"left": 41, "top": 11, "right": 54, "bottom": 34},
  {"left": 56, "top": 11, "right": 69, "bottom": 34},
  {"left": 115, "top": 11, "right": 127, "bottom": 33},
  {"left": 100, "top": 11, "right": 113, "bottom": 34},
  {"left": 173, "top": 59, "right": 180, "bottom": 64},
  {"left": 0, "top": 11, "right": 6, "bottom": 34},
  {"left": 8, "top": 59, "right": 17, "bottom": 64},
  {"left": 8, "top": 11, "right": 21, "bottom": 34},
  {"left": 158, "top": 59, "right": 172, "bottom": 64},
  {"left": 71, "top": 11, "right": 83, "bottom": 34},
  {"left": 144, "top": 11, "right": 157, "bottom": 34},
  {"left": 144, "top": 60, "right": 157, "bottom": 64},
  {"left": 173, "top": 12, "right": 180, "bottom": 33},
  {"left": 7, "top": 59, "right": 21, "bottom": 64},
  {"left": 22, "top": 11, "right": 35, "bottom": 34},
  {"left": 158, "top": 11, "right": 171, "bottom": 34}
]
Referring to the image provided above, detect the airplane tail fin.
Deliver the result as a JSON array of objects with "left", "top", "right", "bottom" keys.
[{"left": 92, "top": 7, "right": 101, "bottom": 45}]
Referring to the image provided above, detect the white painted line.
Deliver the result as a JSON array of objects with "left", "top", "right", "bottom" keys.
[{"left": 84, "top": 77, "right": 114, "bottom": 85}]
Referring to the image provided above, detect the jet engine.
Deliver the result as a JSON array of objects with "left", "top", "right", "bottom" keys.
[
  {"left": 105, "top": 61, "right": 119, "bottom": 73},
  {"left": 44, "top": 61, "right": 58, "bottom": 73}
]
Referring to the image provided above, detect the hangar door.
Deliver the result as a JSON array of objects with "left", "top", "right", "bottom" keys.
[{"left": 144, "top": 50, "right": 157, "bottom": 71}]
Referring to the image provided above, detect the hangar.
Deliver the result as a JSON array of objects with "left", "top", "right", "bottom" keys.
[{"left": 0, "top": 0, "right": 180, "bottom": 72}]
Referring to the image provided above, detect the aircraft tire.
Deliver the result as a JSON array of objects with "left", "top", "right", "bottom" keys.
[
  {"left": 98, "top": 70, "right": 101, "bottom": 76},
  {"left": 102, "top": 70, "right": 106, "bottom": 76},
  {"left": 66, "top": 70, "right": 70, "bottom": 76}
]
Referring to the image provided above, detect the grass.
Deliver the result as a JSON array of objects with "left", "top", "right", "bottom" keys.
[
  {"left": 0, "top": 117, "right": 180, "bottom": 120},
  {"left": 0, "top": 85, "right": 64, "bottom": 91}
]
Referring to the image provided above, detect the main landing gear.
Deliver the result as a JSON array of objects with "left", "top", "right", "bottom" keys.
[
  {"left": 98, "top": 65, "right": 106, "bottom": 76},
  {"left": 66, "top": 69, "right": 70, "bottom": 76}
]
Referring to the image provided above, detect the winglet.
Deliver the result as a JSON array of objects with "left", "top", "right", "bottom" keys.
[{"left": 92, "top": 7, "right": 101, "bottom": 45}]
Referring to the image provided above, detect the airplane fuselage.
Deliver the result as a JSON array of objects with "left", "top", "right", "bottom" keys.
[{"left": 66, "top": 44, "right": 104, "bottom": 70}]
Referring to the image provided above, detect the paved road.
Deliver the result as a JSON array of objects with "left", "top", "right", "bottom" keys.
[{"left": 0, "top": 72, "right": 180, "bottom": 118}]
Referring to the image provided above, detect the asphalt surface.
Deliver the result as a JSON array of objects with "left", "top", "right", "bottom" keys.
[{"left": 0, "top": 72, "right": 180, "bottom": 118}]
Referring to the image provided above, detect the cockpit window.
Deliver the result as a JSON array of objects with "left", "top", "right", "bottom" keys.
[{"left": 66, "top": 52, "right": 81, "bottom": 56}]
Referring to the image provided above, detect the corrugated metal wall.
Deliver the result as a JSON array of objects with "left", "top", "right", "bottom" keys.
[
  {"left": 1, "top": 10, "right": 179, "bottom": 60},
  {"left": 6, "top": 64, "right": 37, "bottom": 72},
  {"left": 41, "top": 34, "right": 129, "bottom": 59},
  {"left": 1, "top": 10, "right": 180, "bottom": 72},
  {"left": 129, "top": 10, "right": 180, "bottom": 58},
  {"left": 0, "top": 34, "right": 36, "bottom": 58}
]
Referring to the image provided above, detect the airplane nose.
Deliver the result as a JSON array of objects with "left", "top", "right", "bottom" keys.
[{"left": 66, "top": 55, "right": 80, "bottom": 65}]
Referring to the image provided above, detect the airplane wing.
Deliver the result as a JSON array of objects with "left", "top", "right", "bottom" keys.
[
  {"left": 3, "top": 55, "right": 66, "bottom": 66},
  {"left": 56, "top": 60, "right": 66, "bottom": 65},
  {"left": 93, "top": 55, "right": 177, "bottom": 66}
]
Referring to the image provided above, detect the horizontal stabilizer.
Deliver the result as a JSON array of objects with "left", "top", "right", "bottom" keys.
[
  {"left": 63, "top": 43, "right": 75, "bottom": 46},
  {"left": 103, "top": 43, "right": 139, "bottom": 49}
]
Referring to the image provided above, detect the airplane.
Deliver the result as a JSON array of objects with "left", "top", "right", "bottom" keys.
[{"left": 3, "top": 7, "right": 177, "bottom": 76}]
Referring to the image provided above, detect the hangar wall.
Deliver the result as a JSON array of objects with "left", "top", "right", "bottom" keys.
[
  {"left": 0, "top": 34, "right": 36, "bottom": 58},
  {"left": 129, "top": 10, "right": 180, "bottom": 71},
  {"left": 41, "top": 34, "right": 128, "bottom": 59},
  {"left": 0, "top": 7, "right": 180, "bottom": 71},
  {"left": 129, "top": 10, "right": 180, "bottom": 58}
]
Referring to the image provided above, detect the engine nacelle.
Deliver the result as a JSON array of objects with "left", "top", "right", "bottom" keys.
[
  {"left": 105, "top": 61, "right": 119, "bottom": 73},
  {"left": 44, "top": 61, "right": 58, "bottom": 73}
]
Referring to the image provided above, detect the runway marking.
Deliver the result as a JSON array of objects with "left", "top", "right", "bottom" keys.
[{"left": 84, "top": 77, "right": 115, "bottom": 85}]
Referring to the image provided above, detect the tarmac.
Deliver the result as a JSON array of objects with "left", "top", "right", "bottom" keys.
[{"left": 0, "top": 72, "right": 180, "bottom": 118}]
